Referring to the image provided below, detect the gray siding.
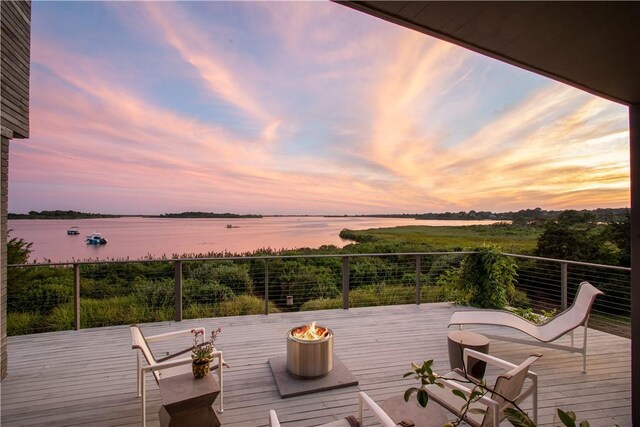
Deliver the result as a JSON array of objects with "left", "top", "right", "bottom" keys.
[
  {"left": 1, "top": 0, "right": 31, "bottom": 139},
  {"left": 1, "top": 135, "right": 8, "bottom": 379}
]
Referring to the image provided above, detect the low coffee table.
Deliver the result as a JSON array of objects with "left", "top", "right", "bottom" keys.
[
  {"left": 381, "top": 395, "right": 448, "bottom": 427},
  {"left": 447, "top": 330, "right": 490, "bottom": 380},
  {"left": 158, "top": 372, "right": 220, "bottom": 427}
]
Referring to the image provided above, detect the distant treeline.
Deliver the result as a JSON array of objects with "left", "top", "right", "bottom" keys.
[
  {"left": 159, "top": 212, "right": 262, "bottom": 219},
  {"left": 355, "top": 207, "right": 630, "bottom": 224},
  {"left": 8, "top": 210, "right": 120, "bottom": 220}
]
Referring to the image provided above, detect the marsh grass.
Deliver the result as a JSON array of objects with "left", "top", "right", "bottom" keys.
[
  {"left": 341, "top": 224, "right": 541, "bottom": 253},
  {"left": 301, "top": 284, "right": 445, "bottom": 311}
]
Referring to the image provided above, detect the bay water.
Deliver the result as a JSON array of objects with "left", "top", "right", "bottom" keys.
[{"left": 9, "top": 216, "right": 497, "bottom": 263}]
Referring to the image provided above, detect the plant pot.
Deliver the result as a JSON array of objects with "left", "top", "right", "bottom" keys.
[{"left": 192, "top": 359, "right": 211, "bottom": 379}]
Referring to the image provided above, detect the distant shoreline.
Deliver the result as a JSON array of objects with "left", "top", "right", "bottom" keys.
[{"left": 8, "top": 207, "right": 629, "bottom": 221}]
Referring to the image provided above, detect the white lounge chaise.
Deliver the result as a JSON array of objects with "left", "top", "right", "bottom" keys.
[{"left": 448, "top": 281, "right": 603, "bottom": 372}]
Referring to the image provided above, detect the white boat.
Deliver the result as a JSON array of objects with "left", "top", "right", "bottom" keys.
[
  {"left": 86, "top": 233, "right": 107, "bottom": 245},
  {"left": 67, "top": 226, "right": 80, "bottom": 235}
]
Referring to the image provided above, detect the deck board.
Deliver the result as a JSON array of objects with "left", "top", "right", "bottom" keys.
[{"left": 1, "top": 303, "right": 631, "bottom": 426}]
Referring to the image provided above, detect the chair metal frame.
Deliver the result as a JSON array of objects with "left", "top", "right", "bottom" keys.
[
  {"left": 130, "top": 325, "right": 224, "bottom": 427},
  {"left": 427, "top": 349, "right": 540, "bottom": 427},
  {"left": 449, "top": 281, "right": 604, "bottom": 372}
]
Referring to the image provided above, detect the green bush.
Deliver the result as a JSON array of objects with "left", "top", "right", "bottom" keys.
[
  {"left": 46, "top": 296, "right": 172, "bottom": 330},
  {"left": 301, "top": 284, "right": 445, "bottom": 310},
  {"left": 187, "top": 262, "right": 254, "bottom": 295},
  {"left": 442, "top": 245, "right": 517, "bottom": 309},
  {"left": 133, "top": 277, "right": 175, "bottom": 309},
  {"left": 426, "top": 254, "right": 463, "bottom": 286},
  {"left": 279, "top": 264, "right": 340, "bottom": 308},
  {"left": 183, "top": 304, "right": 217, "bottom": 319},
  {"left": 184, "top": 279, "right": 235, "bottom": 306},
  {"left": 301, "top": 298, "right": 342, "bottom": 311},
  {"left": 7, "top": 312, "right": 44, "bottom": 335},
  {"left": 215, "top": 295, "right": 280, "bottom": 317},
  {"left": 350, "top": 257, "right": 395, "bottom": 287}
]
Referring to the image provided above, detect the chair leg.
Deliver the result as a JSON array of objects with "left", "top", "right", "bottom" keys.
[
  {"left": 136, "top": 353, "right": 141, "bottom": 397},
  {"left": 532, "top": 376, "right": 538, "bottom": 424},
  {"left": 217, "top": 353, "right": 224, "bottom": 413},
  {"left": 358, "top": 394, "right": 364, "bottom": 426},
  {"left": 570, "top": 329, "right": 574, "bottom": 347},
  {"left": 582, "top": 324, "right": 589, "bottom": 373},
  {"left": 141, "top": 372, "right": 146, "bottom": 427}
]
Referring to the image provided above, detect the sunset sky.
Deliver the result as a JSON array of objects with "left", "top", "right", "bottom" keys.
[{"left": 9, "top": 1, "right": 630, "bottom": 215}]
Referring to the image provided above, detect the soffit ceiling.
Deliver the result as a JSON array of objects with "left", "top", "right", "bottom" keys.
[{"left": 338, "top": 1, "right": 640, "bottom": 106}]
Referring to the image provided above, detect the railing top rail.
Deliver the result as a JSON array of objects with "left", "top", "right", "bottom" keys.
[
  {"left": 9, "top": 251, "right": 631, "bottom": 272},
  {"left": 503, "top": 253, "right": 632, "bottom": 272},
  {"left": 8, "top": 251, "right": 475, "bottom": 268}
]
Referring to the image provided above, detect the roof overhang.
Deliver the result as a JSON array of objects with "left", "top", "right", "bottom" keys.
[{"left": 338, "top": 1, "right": 640, "bottom": 106}]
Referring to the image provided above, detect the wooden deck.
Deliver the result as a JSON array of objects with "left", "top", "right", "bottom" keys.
[{"left": 1, "top": 303, "right": 631, "bottom": 427}]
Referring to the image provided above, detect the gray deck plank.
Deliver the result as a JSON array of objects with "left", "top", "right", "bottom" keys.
[{"left": 1, "top": 303, "right": 631, "bottom": 426}]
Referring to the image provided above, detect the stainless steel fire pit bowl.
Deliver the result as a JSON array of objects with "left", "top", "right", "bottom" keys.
[{"left": 286, "top": 326, "right": 333, "bottom": 379}]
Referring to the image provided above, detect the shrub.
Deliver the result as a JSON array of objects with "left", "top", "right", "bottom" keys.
[
  {"left": 215, "top": 295, "right": 280, "bottom": 317},
  {"left": 350, "top": 257, "right": 394, "bottom": 288},
  {"left": 184, "top": 279, "right": 235, "bottom": 306},
  {"left": 301, "top": 298, "right": 342, "bottom": 311},
  {"left": 183, "top": 304, "right": 217, "bottom": 319},
  {"left": 7, "top": 312, "right": 44, "bottom": 335},
  {"left": 279, "top": 264, "right": 340, "bottom": 308},
  {"left": 188, "top": 262, "right": 254, "bottom": 295},
  {"left": 426, "top": 254, "right": 463, "bottom": 286},
  {"left": 47, "top": 296, "right": 173, "bottom": 330},
  {"left": 132, "top": 277, "right": 175, "bottom": 309},
  {"left": 442, "top": 245, "right": 517, "bottom": 309}
]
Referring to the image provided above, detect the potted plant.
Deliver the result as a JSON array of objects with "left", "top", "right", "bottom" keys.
[{"left": 191, "top": 327, "right": 221, "bottom": 379}]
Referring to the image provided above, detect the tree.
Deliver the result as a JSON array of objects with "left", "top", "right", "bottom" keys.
[{"left": 7, "top": 231, "right": 32, "bottom": 265}]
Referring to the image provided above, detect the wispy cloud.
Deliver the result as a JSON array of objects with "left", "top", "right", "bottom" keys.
[{"left": 9, "top": 2, "right": 629, "bottom": 215}]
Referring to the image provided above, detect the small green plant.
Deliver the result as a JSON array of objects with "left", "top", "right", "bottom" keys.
[
  {"left": 191, "top": 327, "right": 221, "bottom": 362},
  {"left": 405, "top": 359, "right": 593, "bottom": 427}
]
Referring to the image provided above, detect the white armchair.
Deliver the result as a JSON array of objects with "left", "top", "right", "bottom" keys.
[
  {"left": 130, "top": 325, "right": 224, "bottom": 427},
  {"left": 269, "top": 391, "right": 402, "bottom": 427},
  {"left": 426, "top": 349, "right": 541, "bottom": 427}
]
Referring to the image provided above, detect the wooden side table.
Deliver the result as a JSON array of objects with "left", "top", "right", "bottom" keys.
[
  {"left": 159, "top": 372, "right": 221, "bottom": 427},
  {"left": 447, "top": 330, "right": 490, "bottom": 380},
  {"left": 381, "top": 395, "right": 448, "bottom": 427}
]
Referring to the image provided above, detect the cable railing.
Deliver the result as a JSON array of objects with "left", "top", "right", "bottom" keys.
[{"left": 7, "top": 251, "right": 631, "bottom": 338}]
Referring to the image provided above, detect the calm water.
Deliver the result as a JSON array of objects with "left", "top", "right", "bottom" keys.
[{"left": 8, "top": 217, "right": 497, "bottom": 263}]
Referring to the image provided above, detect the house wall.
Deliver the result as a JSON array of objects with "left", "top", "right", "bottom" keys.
[
  {"left": 631, "top": 105, "right": 640, "bottom": 425},
  {"left": 0, "top": 133, "right": 8, "bottom": 379},
  {"left": 0, "top": 0, "right": 31, "bottom": 380},
  {"left": 1, "top": 0, "right": 31, "bottom": 139}
]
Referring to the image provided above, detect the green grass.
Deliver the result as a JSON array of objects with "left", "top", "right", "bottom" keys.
[
  {"left": 8, "top": 295, "right": 279, "bottom": 335},
  {"left": 7, "top": 312, "right": 45, "bottom": 335},
  {"left": 301, "top": 284, "right": 445, "bottom": 311},
  {"left": 341, "top": 224, "right": 541, "bottom": 253}
]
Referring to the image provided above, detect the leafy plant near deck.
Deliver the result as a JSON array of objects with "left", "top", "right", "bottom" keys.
[
  {"left": 442, "top": 245, "right": 518, "bottom": 309},
  {"left": 404, "top": 359, "right": 593, "bottom": 427}
]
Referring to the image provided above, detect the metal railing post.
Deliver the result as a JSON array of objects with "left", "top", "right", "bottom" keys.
[
  {"left": 342, "top": 256, "right": 350, "bottom": 310},
  {"left": 264, "top": 260, "right": 269, "bottom": 315},
  {"left": 174, "top": 260, "right": 183, "bottom": 321},
  {"left": 415, "top": 255, "right": 421, "bottom": 305},
  {"left": 561, "top": 262, "right": 568, "bottom": 310},
  {"left": 73, "top": 263, "right": 80, "bottom": 330}
]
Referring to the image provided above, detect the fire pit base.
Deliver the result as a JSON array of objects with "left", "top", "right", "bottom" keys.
[{"left": 268, "top": 355, "right": 358, "bottom": 398}]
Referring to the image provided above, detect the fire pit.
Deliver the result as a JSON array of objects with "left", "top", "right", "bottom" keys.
[{"left": 286, "top": 321, "right": 333, "bottom": 379}]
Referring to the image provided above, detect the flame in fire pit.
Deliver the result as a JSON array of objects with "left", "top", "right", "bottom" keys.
[{"left": 290, "top": 321, "right": 329, "bottom": 341}]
